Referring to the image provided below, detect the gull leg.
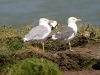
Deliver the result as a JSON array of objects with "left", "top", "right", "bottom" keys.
[
  {"left": 68, "top": 41, "right": 74, "bottom": 51},
  {"left": 36, "top": 43, "right": 38, "bottom": 51},
  {"left": 42, "top": 42, "right": 45, "bottom": 53}
]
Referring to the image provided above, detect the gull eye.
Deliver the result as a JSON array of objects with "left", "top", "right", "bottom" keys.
[
  {"left": 44, "top": 20, "right": 47, "bottom": 21},
  {"left": 72, "top": 18, "right": 75, "bottom": 20}
]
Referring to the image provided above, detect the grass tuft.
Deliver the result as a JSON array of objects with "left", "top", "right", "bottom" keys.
[{"left": 5, "top": 58, "right": 62, "bottom": 75}]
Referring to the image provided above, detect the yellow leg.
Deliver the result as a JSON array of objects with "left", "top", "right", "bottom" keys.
[
  {"left": 42, "top": 42, "right": 45, "bottom": 53},
  {"left": 36, "top": 43, "right": 38, "bottom": 51},
  {"left": 68, "top": 41, "right": 73, "bottom": 51}
]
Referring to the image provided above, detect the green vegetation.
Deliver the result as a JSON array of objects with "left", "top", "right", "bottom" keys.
[
  {"left": 0, "top": 24, "right": 99, "bottom": 74},
  {"left": 0, "top": 24, "right": 100, "bottom": 51},
  {"left": 0, "top": 25, "right": 62, "bottom": 75},
  {"left": 6, "top": 58, "right": 61, "bottom": 75}
]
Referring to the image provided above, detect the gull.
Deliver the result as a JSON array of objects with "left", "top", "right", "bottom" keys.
[
  {"left": 22, "top": 18, "right": 58, "bottom": 52},
  {"left": 52, "top": 17, "right": 81, "bottom": 51}
]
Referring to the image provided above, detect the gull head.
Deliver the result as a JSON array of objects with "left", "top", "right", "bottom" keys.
[
  {"left": 39, "top": 18, "right": 50, "bottom": 25},
  {"left": 68, "top": 17, "right": 81, "bottom": 24},
  {"left": 39, "top": 18, "right": 58, "bottom": 29},
  {"left": 49, "top": 20, "right": 58, "bottom": 27},
  {"left": 49, "top": 20, "right": 58, "bottom": 29}
]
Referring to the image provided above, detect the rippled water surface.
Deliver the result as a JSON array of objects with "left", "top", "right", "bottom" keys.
[{"left": 0, "top": 0, "right": 100, "bottom": 26}]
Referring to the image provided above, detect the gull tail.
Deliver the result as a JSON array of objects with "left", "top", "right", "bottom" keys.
[
  {"left": 22, "top": 38, "right": 30, "bottom": 42},
  {"left": 46, "top": 35, "right": 58, "bottom": 40},
  {"left": 51, "top": 35, "right": 58, "bottom": 40},
  {"left": 51, "top": 32, "right": 61, "bottom": 40},
  {"left": 46, "top": 36, "right": 52, "bottom": 39}
]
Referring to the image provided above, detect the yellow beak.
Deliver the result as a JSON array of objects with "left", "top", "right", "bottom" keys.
[{"left": 77, "top": 19, "right": 82, "bottom": 21}]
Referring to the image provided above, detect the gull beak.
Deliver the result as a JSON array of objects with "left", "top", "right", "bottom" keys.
[
  {"left": 77, "top": 19, "right": 82, "bottom": 21},
  {"left": 49, "top": 20, "right": 53, "bottom": 23}
]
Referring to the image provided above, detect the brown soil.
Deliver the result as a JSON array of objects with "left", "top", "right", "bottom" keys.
[
  {"left": 63, "top": 70, "right": 100, "bottom": 75},
  {"left": 14, "top": 43, "right": 100, "bottom": 71},
  {"left": 0, "top": 43, "right": 100, "bottom": 75}
]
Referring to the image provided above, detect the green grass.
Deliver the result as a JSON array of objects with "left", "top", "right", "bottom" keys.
[
  {"left": 5, "top": 58, "right": 61, "bottom": 75},
  {"left": 0, "top": 25, "right": 99, "bottom": 74},
  {"left": 0, "top": 24, "right": 100, "bottom": 51}
]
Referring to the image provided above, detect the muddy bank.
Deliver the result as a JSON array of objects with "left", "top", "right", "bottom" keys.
[
  {"left": 0, "top": 25, "right": 100, "bottom": 75},
  {"left": 63, "top": 70, "right": 100, "bottom": 75},
  {"left": 13, "top": 43, "right": 100, "bottom": 71}
]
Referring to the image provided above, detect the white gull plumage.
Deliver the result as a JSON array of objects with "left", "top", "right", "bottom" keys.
[
  {"left": 22, "top": 18, "right": 57, "bottom": 52},
  {"left": 52, "top": 17, "right": 81, "bottom": 51}
]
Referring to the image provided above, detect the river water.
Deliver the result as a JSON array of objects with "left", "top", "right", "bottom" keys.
[{"left": 0, "top": 0, "right": 100, "bottom": 26}]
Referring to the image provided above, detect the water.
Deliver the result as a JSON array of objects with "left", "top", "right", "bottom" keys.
[{"left": 0, "top": 0, "right": 100, "bottom": 26}]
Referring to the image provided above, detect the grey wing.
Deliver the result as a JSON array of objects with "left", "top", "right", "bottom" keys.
[
  {"left": 54, "top": 27, "right": 74, "bottom": 40},
  {"left": 25, "top": 26, "right": 49, "bottom": 40}
]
